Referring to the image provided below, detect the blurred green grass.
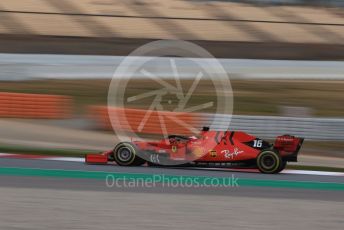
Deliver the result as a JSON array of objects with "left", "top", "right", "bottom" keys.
[
  {"left": 1, "top": 79, "right": 344, "bottom": 155},
  {"left": 1, "top": 79, "right": 344, "bottom": 116}
]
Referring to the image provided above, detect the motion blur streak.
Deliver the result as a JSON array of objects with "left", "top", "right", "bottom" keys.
[
  {"left": 1, "top": 54, "right": 344, "bottom": 80},
  {"left": 0, "top": 1, "right": 344, "bottom": 229}
]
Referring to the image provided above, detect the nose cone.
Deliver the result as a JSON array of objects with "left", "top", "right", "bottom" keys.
[{"left": 85, "top": 152, "right": 108, "bottom": 164}]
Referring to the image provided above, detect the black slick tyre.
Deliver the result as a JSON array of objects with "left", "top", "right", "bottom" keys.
[
  {"left": 113, "top": 142, "right": 145, "bottom": 166},
  {"left": 256, "top": 150, "right": 282, "bottom": 174},
  {"left": 276, "top": 160, "right": 287, "bottom": 173}
]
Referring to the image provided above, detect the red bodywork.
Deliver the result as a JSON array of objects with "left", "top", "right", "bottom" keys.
[{"left": 86, "top": 130, "right": 303, "bottom": 167}]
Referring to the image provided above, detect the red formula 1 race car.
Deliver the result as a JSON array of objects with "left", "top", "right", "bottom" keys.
[{"left": 86, "top": 127, "right": 304, "bottom": 174}]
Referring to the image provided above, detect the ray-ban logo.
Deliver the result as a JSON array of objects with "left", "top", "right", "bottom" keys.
[{"left": 222, "top": 148, "right": 244, "bottom": 159}]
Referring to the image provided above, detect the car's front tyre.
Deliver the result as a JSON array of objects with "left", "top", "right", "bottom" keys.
[{"left": 113, "top": 142, "right": 145, "bottom": 166}]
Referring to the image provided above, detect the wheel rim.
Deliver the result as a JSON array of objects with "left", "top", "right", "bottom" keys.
[
  {"left": 117, "top": 147, "right": 133, "bottom": 162},
  {"left": 261, "top": 154, "right": 276, "bottom": 170}
]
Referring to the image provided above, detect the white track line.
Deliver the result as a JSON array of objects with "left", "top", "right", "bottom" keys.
[
  {"left": 283, "top": 169, "right": 344, "bottom": 176},
  {"left": 0, "top": 153, "right": 84, "bottom": 162},
  {"left": 1, "top": 153, "right": 343, "bottom": 176},
  {"left": 0, "top": 153, "right": 16, "bottom": 157},
  {"left": 188, "top": 167, "right": 344, "bottom": 177},
  {"left": 45, "top": 157, "right": 84, "bottom": 162}
]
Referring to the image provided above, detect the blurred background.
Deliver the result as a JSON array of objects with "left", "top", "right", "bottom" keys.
[{"left": 0, "top": 0, "right": 344, "bottom": 167}]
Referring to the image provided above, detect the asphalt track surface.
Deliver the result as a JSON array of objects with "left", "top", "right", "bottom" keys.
[
  {"left": 0, "top": 158, "right": 343, "bottom": 202},
  {"left": 1, "top": 157, "right": 343, "bottom": 230}
]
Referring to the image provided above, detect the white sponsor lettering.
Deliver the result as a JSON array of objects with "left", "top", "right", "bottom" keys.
[
  {"left": 150, "top": 154, "right": 160, "bottom": 163},
  {"left": 222, "top": 148, "right": 244, "bottom": 159}
]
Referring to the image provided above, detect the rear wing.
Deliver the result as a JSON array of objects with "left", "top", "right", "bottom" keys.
[{"left": 274, "top": 135, "right": 304, "bottom": 161}]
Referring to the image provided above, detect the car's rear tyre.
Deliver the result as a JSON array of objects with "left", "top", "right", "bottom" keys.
[
  {"left": 113, "top": 142, "right": 145, "bottom": 166},
  {"left": 256, "top": 150, "right": 282, "bottom": 174},
  {"left": 276, "top": 160, "right": 287, "bottom": 173}
]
